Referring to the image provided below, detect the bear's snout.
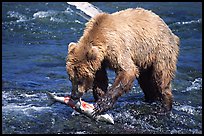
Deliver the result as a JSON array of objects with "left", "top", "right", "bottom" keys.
[
  {"left": 71, "top": 85, "right": 85, "bottom": 100},
  {"left": 71, "top": 91, "right": 83, "bottom": 100}
]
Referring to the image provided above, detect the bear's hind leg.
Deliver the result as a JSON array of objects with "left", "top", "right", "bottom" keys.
[
  {"left": 138, "top": 68, "right": 161, "bottom": 103},
  {"left": 152, "top": 64, "right": 174, "bottom": 111},
  {"left": 161, "top": 84, "right": 173, "bottom": 111},
  {"left": 93, "top": 67, "right": 108, "bottom": 101}
]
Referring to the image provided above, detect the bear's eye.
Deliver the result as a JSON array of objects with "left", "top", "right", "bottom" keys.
[
  {"left": 78, "top": 81, "right": 82, "bottom": 85},
  {"left": 78, "top": 79, "right": 84, "bottom": 85}
]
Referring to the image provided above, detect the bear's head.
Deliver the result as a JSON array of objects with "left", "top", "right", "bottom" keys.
[{"left": 66, "top": 41, "right": 103, "bottom": 100}]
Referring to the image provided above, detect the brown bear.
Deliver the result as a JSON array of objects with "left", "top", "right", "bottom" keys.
[{"left": 66, "top": 8, "right": 180, "bottom": 116}]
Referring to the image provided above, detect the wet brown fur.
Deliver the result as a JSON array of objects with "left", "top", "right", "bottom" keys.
[{"left": 66, "top": 8, "right": 180, "bottom": 111}]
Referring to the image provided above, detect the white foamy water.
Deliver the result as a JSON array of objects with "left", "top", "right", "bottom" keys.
[
  {"left": 33, "top": 10, "right": 66, "bottom": 23},
  {"left": 7, "top": 11, "right": 29, "bottom": 22},
  {"left": 3, "top": 104, "right": 51, "bottom": 116},
  {"left": 182, "top": 78, "right": 202, "bottom": 92},
  {"left": 50, "top": 17, "right": 64, "bottom": 23},
  {"left": 74, "top": 131, "right": 88, "bottom": 134},
  {"left": 33, "top": 10, "right": 58, "bottom": 19},
  {"left": 114, "top": 110, "right": 137, "bottom": 124},
  {"left": 173, "top": 104, "right": 202, "bottom": 115},
  {"left": 19, "top": 93, "right": 39, "bottom": 98},
  {"left": 176, "top": 19, "right": 202, "bottom": 25},
  {"left": 171, "top": 19, "right": 202, "bottom": 26},
  {"left": 6, "top": 7, "right": 74, "bottom": 24}
]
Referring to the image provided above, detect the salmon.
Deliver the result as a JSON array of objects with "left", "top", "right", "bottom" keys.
[{"left": 46, "top": 92, "right": 114, "bottom": 124}]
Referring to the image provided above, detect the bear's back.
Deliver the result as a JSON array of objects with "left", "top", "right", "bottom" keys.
[
  {"left": 81, "top": 8, "right": 179, "bottom": 69},
  {"left": 84, "top": 8, "right": 178, "bottom": 47}
]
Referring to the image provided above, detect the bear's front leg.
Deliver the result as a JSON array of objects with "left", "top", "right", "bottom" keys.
[
  {"left": 93, "top": 66, "right": 108, "bottom": 101},
  {"left": 92, "top": 68, "right": 138, "bottom": 116}
]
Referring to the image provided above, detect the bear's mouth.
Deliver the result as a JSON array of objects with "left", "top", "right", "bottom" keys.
[
  {"left": 71, "top": 95, "right": 80, "bottom": 100},
  {"left": 71, "top": 91, "right": 84, "bottom": 100}
]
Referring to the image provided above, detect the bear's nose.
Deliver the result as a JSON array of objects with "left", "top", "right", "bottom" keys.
[
  {"left": 71, "top": 94, "right": 80, "bottom": 100},
  {"left": 71, "top": 92, "right": 83, "bottom": 100}
]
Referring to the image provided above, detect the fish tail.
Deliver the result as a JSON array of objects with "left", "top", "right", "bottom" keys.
[{"left": 46, "top": 92, "right": 56, "bottom": 106}]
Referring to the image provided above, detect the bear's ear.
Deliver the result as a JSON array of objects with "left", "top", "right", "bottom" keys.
[
  {"left": 68, "top": 42, "right": 76, "bottom": 54},
  {"left": 86, "top": 46, "right": 98, "bottom": 61}
]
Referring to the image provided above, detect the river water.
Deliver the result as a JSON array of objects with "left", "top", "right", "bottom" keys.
[{"left": 2, "top": 2, "right": 202, "bottom": 134}]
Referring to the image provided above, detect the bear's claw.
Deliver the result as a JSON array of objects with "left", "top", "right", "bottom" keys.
[{"left": 92, "top": 95, "right": 115, "bottom": 117}]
